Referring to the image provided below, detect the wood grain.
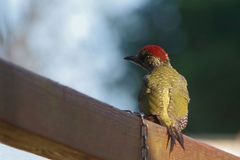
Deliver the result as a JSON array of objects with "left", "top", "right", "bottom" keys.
[
  {"left": 0, "top": 59, "right": 239, "bottom": 160},
  {"left": 0, "top": 120, "right": 100, "bottom": 160}
]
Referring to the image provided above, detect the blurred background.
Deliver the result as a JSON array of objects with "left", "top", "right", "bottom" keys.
[{"left": 0, "top": 0, "right": 239, "bottom": 159}]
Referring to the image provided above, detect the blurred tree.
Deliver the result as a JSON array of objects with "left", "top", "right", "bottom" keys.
[{"left": 179, "top": 0, "right": 240, "bottom": 133}]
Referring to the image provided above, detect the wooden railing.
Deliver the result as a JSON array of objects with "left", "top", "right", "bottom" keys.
[{"left": 0, "top": 59, "right": 239, "bottom": 160}]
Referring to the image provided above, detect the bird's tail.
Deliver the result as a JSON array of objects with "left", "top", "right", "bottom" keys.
[{"left": 167, "top": 126, "right": 184, "bottom": 153}]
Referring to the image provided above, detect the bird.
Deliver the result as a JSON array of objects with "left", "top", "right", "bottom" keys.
[{"left": 124, "top": 45, "right": 190, "bottom": 152}]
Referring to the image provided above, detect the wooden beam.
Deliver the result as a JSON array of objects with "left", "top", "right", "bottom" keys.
[
  {"left": 0, "top": 59, "right": 239, "bottom": 160},
  {"left": 0, "top": 120, "right": 99, "bottom": 160}
]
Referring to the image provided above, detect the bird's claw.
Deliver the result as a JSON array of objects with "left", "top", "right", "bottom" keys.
[{"left": 122, "top": 110, "right": 144, "bottom": 116}]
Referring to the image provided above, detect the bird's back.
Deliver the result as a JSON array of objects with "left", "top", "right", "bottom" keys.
[{"left": 139, "top": 65, "right": 190, "bottom": 130}]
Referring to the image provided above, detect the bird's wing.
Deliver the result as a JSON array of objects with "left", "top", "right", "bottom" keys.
[
  {"left": 166, "top": 76, "right": 190, "bottom": 151},
  {"left": 168, "top": 75, "right": 190, "bottom": 131}
]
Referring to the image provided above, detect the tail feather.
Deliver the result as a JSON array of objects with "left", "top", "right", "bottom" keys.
[{"left": 167, "top": 127, "right": 185, "bottom": 153}]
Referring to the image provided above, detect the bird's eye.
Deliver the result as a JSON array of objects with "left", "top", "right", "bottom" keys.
[
  {"left": 138, "top": 54, "right": 146, "bottom": 61},
  {"left": 145, "top": 56, "right": 151, "bottom": 62}
]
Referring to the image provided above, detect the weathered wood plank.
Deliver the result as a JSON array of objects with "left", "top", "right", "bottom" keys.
[
  {"left": 0, "top": 120, "right": 100, "bottom": 160},
  {"left": 0, "top": 59, "right": 239, "bottom": 160},
  {"left": 147, "top": 122, "right": 240, "bottom": 160},
  {"left": 0, "top": 59, "right": 142, "bottom": 160}
]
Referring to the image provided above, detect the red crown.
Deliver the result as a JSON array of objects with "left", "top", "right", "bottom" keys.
[{"left": 140, "top": 45, "right": 169, "bottom": 62}]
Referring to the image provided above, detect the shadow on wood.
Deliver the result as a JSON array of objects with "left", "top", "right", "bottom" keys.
[{"left": 0, "top": 120, "right": 100, "bottom": 160}]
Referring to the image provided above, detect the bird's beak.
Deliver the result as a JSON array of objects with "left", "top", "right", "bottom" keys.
[{"left": 124, "top": 55, "right": 140, "bottom": 64}]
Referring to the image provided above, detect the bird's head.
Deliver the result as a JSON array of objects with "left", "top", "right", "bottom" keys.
[{"left": 124, "top": 45, "right": 170, "bottom": 72}]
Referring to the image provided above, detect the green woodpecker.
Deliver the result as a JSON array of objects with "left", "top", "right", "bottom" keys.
[{"left": 124, "top": 45, "right": 190, "bottom": 152}]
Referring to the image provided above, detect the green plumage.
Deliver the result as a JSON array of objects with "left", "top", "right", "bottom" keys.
[{"left": 139, "top": 64, "right": 190, "bottom": 150}]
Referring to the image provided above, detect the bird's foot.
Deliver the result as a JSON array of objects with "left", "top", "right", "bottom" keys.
[
  {"left": 122, "top": 110, "right": 143, "bottom": 116},
  {"left": 122, "top": 110, "right": 147, "bottom": 127},
  {"left": 122, "top": 109, "right": 134, "bottom": 114}
]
